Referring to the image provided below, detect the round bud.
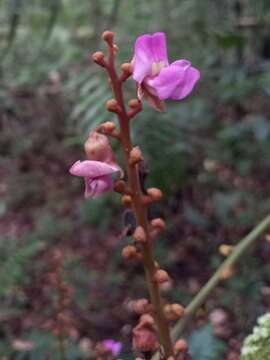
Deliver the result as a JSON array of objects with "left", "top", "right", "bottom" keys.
[
  {"left": 132, "top": 299, "right": 149, "bottom": 315},
  {"left": 106, "top": 99, "right": 120, "bottom": 113},
  {"left": 121, "top": 62, "right": 133, "bottom": 74},
  {"left": 114, "top": 180, "right": 126, "bottom": 194},
  {"left": 147, "top": 188, "right": 163, "bottom": 202},
  {"left": 171, "top": 304, "right": 185, "bottom": 318},
  {"left": 174, "top": 339, "right": 188, "bottom": 354},
  {"left": 139, "top": 314, "right": 155, "bottom": 328},
  {"left": 92, "top": 51, "right": 105, "bottom": 65},
  {"left": 219, "top": 244, "right": 233, "bottom": 256},
  {"left": 151, "top": 218, "right": 166, "bottom": 231},
  {"left": 129, "top": 99, "right": 140, "bottom": 109},
  {"left": 100, "top": 121, "right": 116, "bottom": 134},
  {"left": 133, "top": 226, "right": 146, "bottom": 243},
  {"left": 129, "top": 146, "right": 142, "bottom": 165},
  {"left": 102, "top": 31, "right": 114, "bottom": 45},
  {"left": 122, "top": 245, "right": 137, "bottom": 259},
  {"left": 153, "top": 269, "right": 170, "bottom": 284},
  {"left": 121, "top": 194, "right": 132, "bottom": 207},
  {"left": 220, "top": 265, "right": 234, "bottom": 280}
]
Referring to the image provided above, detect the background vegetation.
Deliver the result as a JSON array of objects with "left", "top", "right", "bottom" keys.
[{"left": 0, "top": 0, "right": 270, "bottom": 358}]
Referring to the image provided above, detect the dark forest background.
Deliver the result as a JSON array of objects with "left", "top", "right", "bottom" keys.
[{"left": 0, "top": 0, "right": 270, "bottom": 359}]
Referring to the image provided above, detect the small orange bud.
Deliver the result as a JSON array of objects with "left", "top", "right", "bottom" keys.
[
  {"left": 121, "top": 194, "right": 132, "bottom": 207},
  {"left": 147, "top": 188, "right": 163, "bottom": 202},
  {"left": 151, "top": 218, "right": 166, "bottom": 231},
  {"left": 133, "top": 226, "right": 146, "bottom": 243},
  {"left": 219, "top": 244, "right": 234, "bottom": 256},
  {"left": 129, "top": 146, "right": 142, "bottom": 165},
  {"left": 99, "top": 121, "right": 116, "bottom": 134},
  {"left": 121, "top": 62, "right": 133, "bottom": 74},
  {"left": 220, "top": 265, "right": 234, "bottom": 280},
  {"left": 122, "top": 245, "right": 137, "bottom": 259},
  {"left": 129, "top": 98, "right": 140, "bottom": 109},
  {"left": 114, "top": 180, "right": 126, "bottom": 194},
  {"left": 171, "top": 304, "right": 185, "bottom": 318},
  {"left": 265, "top": 234, "right": 270, "bottom": 243},
  {"left": 132, "top": 299, "right": 149, "bottom": 315},
  {"left": 92, "top": 51, "right": 105, "bottom": 65},
  {"left": 106, "top": 99, "right": 120, "bottom": 113},
  {"left": 102, "top": 31, "right": 114, "bottom": 45},
  {"left": 174, "top": 339, "right": 188, "bottom": 354},
  {"left": 153, "top": 269, "right": 170, "bottom": 284},
  {"left": 139, "top": 314, "right": 155, "bottom": 328}
]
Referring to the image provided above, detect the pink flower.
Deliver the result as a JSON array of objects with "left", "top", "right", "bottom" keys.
[
  {"left": 132, "top": 32, "right": 200, "bottom": 111},
  {"left": 69, "top": 160, "right": 119, "bottom": 198},
  {"left": 102, "top": 339, "right": 122, "bottom": 356}
]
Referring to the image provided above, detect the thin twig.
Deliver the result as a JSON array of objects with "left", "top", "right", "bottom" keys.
[{"left": 171, "top": 213, "right": 270, "bottom": 340}]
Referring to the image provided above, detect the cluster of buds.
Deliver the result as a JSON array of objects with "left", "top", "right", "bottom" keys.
[{"left": 42, "top": 249, "right": 76, "bottom": 339}]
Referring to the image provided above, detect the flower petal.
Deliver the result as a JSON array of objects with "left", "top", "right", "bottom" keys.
[
  {"left": 147, "top": 60, "right": 200, "bottom": 100},
  {"left": 69, "top": 160, "right": 119, "bottom": 178},
  {"left": 84, "top": 175, "right": 113, "bottom": 198},
  {"left": 133, "top": 32, "right": 169, "bottom": 84}
]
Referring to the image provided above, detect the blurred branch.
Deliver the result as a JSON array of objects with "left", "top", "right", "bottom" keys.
[
  {"left": 6, "top": 0, "right": 23, "bottom": 50},
  {"left": 43, "top": 0, "right": 62, "bottom": 41},
  {"left": 171, "top": 213, "right": 270, "bottom": 340},
  {"left": 105, "top": 0, "right": 121, "bottom": 29}
]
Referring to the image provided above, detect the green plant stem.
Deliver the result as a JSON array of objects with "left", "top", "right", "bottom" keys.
[
  {"left": 105, "top": 40, "right": 174, "bottom": 357},
  {"left": 171, "top": 213, "right": 270, "bottom": 340}
]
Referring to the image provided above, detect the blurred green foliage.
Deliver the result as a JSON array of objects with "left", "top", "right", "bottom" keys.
[{"left": 0, "top": 0, "right": 270, "bottom": 358}]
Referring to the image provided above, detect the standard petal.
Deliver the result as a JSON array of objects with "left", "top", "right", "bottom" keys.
[
  {"left": 133, "top": 32, "right": 169, "bottom": 83},
  {"left": 69, "top": 160, "right": 119, "bottom": 178},
  {"left": 147, "top": 60, "right": 200, "bottom": 100},
  {"left": 84, "top": 175, "right": 113, "bottom": 198}
]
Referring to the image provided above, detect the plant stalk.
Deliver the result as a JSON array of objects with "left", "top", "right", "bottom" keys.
[{"left": 105, "top": 42, "right": 174, "bottom": 357}]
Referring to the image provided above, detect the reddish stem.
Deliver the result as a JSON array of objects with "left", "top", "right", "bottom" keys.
[{"left": 103, "top": 40, "right": 174, "bottom": 358}]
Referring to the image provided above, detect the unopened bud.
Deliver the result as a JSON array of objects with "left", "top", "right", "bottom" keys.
[
  {"left": 147, "top": 188, "right": 163, "bottom": 202},
  {"left": 174, "top": 339, "right": 188, "bottom": 354},
  {"left": 129, "top": 98, "right": 140, "bottom": 109},
  {"left": 132, "top": 299, "right": 149, "bottom": 315},
  {"left": 121, "top": 62, "right": 133, "bottom": 74},
  {"left": 122, "top": 245, "right": 137, "bottom": 259},
  {"left": 220, "top": 265, "right": 234, "bottom": 280},
  {"left": 164, "top": 303, "right": 185, "bottom": 321},
  {"left": 153, "top": 269, "right": 170, "bottom": 284},
  {"left": 100, "top": 121, "right": 116, "bottom": 134},
  {"left": 92, "top": 51, "right": 105, "bottom": 66},
  {"left": 106, "top": 99, "right": 120, "bottom": 113},
  {"left": 151, "top": 218, "right": 166, "bottom": 231},
  {"left": 139, "top": 314, "right": 155, "bottom": 328},
  {"left": 129, "top": 146, "right": 142, "bottom": 165},
  {"left": 132, "top": 327, "right": 159, "bottom": 353},
  {"left": 114, "top": 180, "right": 126, "bottom": 194},
  {"left": 102, "top": 31, "right": 114, "bottom": 45},
  {"left": 133, "top": 226, "right": 146, "bottom": 243},
  {"left": 219, "top": 244, "right": 234, "bottom": 256},
  {"left": 265, "top": 234, "right": 270, "bottom": 243},
  {"left": 121, "top": 194, "right": 132, "bottom": 207}
]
